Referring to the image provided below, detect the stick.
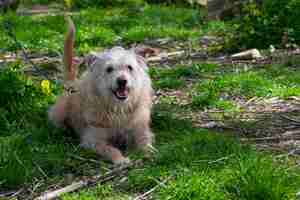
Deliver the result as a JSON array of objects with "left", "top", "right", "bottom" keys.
[
  {"left": 241, "top": 135, "right": 300, "bottom": 142},
  {"left": 208, "top": 155, "right": 233, "bottom": 164},
  {"left": 146, "top": 51, "right": 185, "bottom": 62},
  {"left": 280, "top": 115, "right": 300, "bottom": 124},
  {"left": 35, "top": 160, "right": 142, "bottom": 200},
  {"left": 35, "top": 181, "right": 85, "bottom": 200},
  {"left": 133, "top": 176, "right": 172, "bottom": 200},
  {"left": 0, "top": 189, "right": 23, "bottom": 198},
  {"left": 67, "top": 153, "right": 102, "bottom": 165}
]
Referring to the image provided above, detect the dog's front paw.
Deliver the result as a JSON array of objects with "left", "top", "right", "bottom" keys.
[{"left": 113, "top": 156, "right": 131, "bottom": 166}]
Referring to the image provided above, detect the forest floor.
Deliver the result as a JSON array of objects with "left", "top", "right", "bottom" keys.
[{"left": 0, "top": 3, "right": 300, "bottom": 200}]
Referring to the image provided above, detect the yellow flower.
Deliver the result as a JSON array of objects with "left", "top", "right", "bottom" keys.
[
  {"left": 41, "top": 80, "right": 51, "bottom": 95},
  {"left": 64, "top": 0, "right": 72, "bottom": 8}
]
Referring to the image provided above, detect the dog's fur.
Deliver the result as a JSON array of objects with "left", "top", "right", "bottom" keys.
[{"left": 48, "top": 17, "right": 154, "bottom": 165}]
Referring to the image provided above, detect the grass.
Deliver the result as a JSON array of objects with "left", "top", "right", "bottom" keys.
[
  {"left": 1, "top": 64, "right": 300, "bottom": 198},
  {"left": 0, "top": 5, "right": 214, "bottom": 55},
  {"left": 149, "top": 62, "right": 300, "bottom": 110},
  {"left": 1, "top": 61, "right": 300, "bottom": 198},
  {"left": 190, "top": 64, "right": 300, "bottom": 109},
  {"left": 150, "top": 63, "right": 217, "bottom": 89},
  {"left": 62, "top": 184, "right": 131, "bottom": 200},
  {"left": 0, "top": 67, "right": 77, "bottom": 187},
  {"left": 61, "top": 110, "right": 300, "bottom": 200},
  {"left": 1, "top": 2, "right": 300, "bottom": 199}
]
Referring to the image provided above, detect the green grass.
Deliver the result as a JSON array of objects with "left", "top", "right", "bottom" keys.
[
  {"left": 61, "top": 110, "right": 300, "bottom": 200},
  {"left": 148, "top": 62, "right": 300, "bottom": 111},
  {"left": 190, "top": 64, "right": 300, "bottom": 109},
  {"left": 62, "top": 184, "right": 131, "bottom": 200},
  {"left": 150, "top": 63, "right": 217, "bottom": 89},
  {"left": 0, "top": 5, "right": 212, "bottom": 55},
  {"left": 1, "top": 62, "right": 300, "bottom": 198},
  {"left": 0, "top": 67, "right": 78, "bottom": 187}
]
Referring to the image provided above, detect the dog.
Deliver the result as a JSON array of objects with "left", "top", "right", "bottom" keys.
[{"left": 48, "top": 17, "right": 155, "bottom": 165}]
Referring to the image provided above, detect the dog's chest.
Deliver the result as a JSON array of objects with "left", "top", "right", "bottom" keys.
[{"left": 85, "top": 108, "right": 134, "bottom": 129}]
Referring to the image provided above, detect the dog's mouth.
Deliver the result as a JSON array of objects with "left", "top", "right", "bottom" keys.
[{"left": 113, "top": 87, "right": 129, "bottom": 101}]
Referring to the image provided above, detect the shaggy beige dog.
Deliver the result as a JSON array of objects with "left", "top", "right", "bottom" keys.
[{"left": 48, "top": 17, "right": 155, "bottom": 165}]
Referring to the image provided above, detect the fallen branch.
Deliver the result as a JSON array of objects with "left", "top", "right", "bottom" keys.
[
  {"left": 0, "top": 189, "right": 23, "bottom": 198},
  {"left": 193, "top": 154, "right": 234, "bottom": 164},
  {"left": 231, "top": 49, "right": 262, "bottom": 60},
  {"left": 35, "top": 160, "right": 143, "bottom": 200},
  {"left": 208, "top": 155, "right": 234, "bottom": 164},
  {"left": 67, "top": 153, "right": 102, "bottom": 165},
  {"left": 146, "top": 51, "right": 185, "bottom": 62},
  {"left": 1, "top": 50, "right": 185, "bottom": 67},
  {"left": 241, "top": 134, "right": 300, "bottom": 142},
  {"left": 0, "top": 56, "right": 62, "bottom": 71},
  {"left": 133, "top": 176, "right": 172, "bottom": 200},
  {"left": 280, "top": 115, "right": 300, "bottom": 124},
  {"left": 35, "top": 181, "right": 86, "bottom": 200},
  {"left": 254, "top": 144, "right": 286, "bottom": 152}
]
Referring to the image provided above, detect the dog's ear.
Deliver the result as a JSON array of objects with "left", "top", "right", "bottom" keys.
[
  {"left": 133, "top": 46, "right": 160, "bottom": 58},
  {"left": 83, "top": 52, "right": 98, "bottom": 70},
  {"left": 135, "top": 54, "right": 148, "bottom": 71},
  {"left": 132, "top": 46, "right": 160, "bottom": 71}
]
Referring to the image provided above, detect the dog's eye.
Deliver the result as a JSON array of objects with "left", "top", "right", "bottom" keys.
[
  {"left": 106, "top": 67, "right": 114, "bottom": 73},
  {"left": 127, "top": 65, "right": 133, "bottom": 71}
]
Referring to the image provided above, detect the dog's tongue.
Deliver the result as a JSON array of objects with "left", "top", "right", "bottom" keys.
[{"left": 117, "top": 88, "right": 128, "bottom": 97}]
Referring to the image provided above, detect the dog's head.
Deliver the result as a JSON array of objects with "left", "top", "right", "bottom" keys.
[{"left": 85, "top": 47, "right": 151, "bottom": 103}]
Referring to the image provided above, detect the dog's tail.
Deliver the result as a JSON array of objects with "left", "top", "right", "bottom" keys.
[{"left": 64, "top": 16, "right": 76, "bottom": 82}]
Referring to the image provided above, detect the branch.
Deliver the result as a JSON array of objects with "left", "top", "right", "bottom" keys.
[
  {"left": 280, "top": 115, "right": 300, "bottom": 124},
  {"left": 241, "top": 134, "right": 300, "bottom": 142},
  {"left": 35, "top": 160, "right": 143, "bottom": 200},
  {"left": 146, "top": 51, "right": 185, "bottom": 62}
]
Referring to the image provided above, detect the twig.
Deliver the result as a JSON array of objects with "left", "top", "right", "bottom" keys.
[
  {"left": 241, "top": 135, "right": 300, "bottom": 142},
  {"left": 146, "top": 51, "right": 185, "bottom": 62},
  {"left": 193, "top": 154, "right": 234, "bottom": 164},
  {"left": 280, "top": 115, "right": 300, "bottom": 124},
  {"left": 134, "top": 176, "right": 172, "bottom": 200},
  {"left": 28, "top": 180, "right": 44, "bottom": 199},
  {"left": 35, "top": 181, "right": 86, "bottom": 200},
  {"left": 35, "top": 160, "right": 143, "bottom": 200},
  {"left": 275, "top": 149, "right": 300, "bottom": 158},
  {"left": 208, "top": 155, "right": 234, "bottom": 164},
  {"left": 67, "top": 153, "right": 102, "bottom": 165},
  {"left": 0, "top": 189, "right": 23, "bottom": 198}
]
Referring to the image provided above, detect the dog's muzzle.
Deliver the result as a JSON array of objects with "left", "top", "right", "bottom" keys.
[{"left": 113, "top": 77, "right": 129, "bottom": 101}]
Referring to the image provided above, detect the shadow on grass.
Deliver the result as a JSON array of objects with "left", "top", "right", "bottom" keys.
[{"left": 125, "top": 103, "right": 300, "bottom": 200}]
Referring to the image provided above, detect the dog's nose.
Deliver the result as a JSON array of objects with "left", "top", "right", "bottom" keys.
[{"left": 117, "top": 77, "right": 127, "bottom": 87}]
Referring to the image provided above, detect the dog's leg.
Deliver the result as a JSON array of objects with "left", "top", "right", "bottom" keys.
[
  {"left": 131, "top": 108, "right": 156, "bottom": 158},
  {"left": 133, "top": 124, "right": 155, "bottom": 158},
  {"left": 80, "top": 127, "right": 130, "bottom": 165},
  {"left": 95, "top": 141, "right": 130, "bottom": 165},
  {"left": 48, "top": 96, "right": 68, "bottom": 127}
]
